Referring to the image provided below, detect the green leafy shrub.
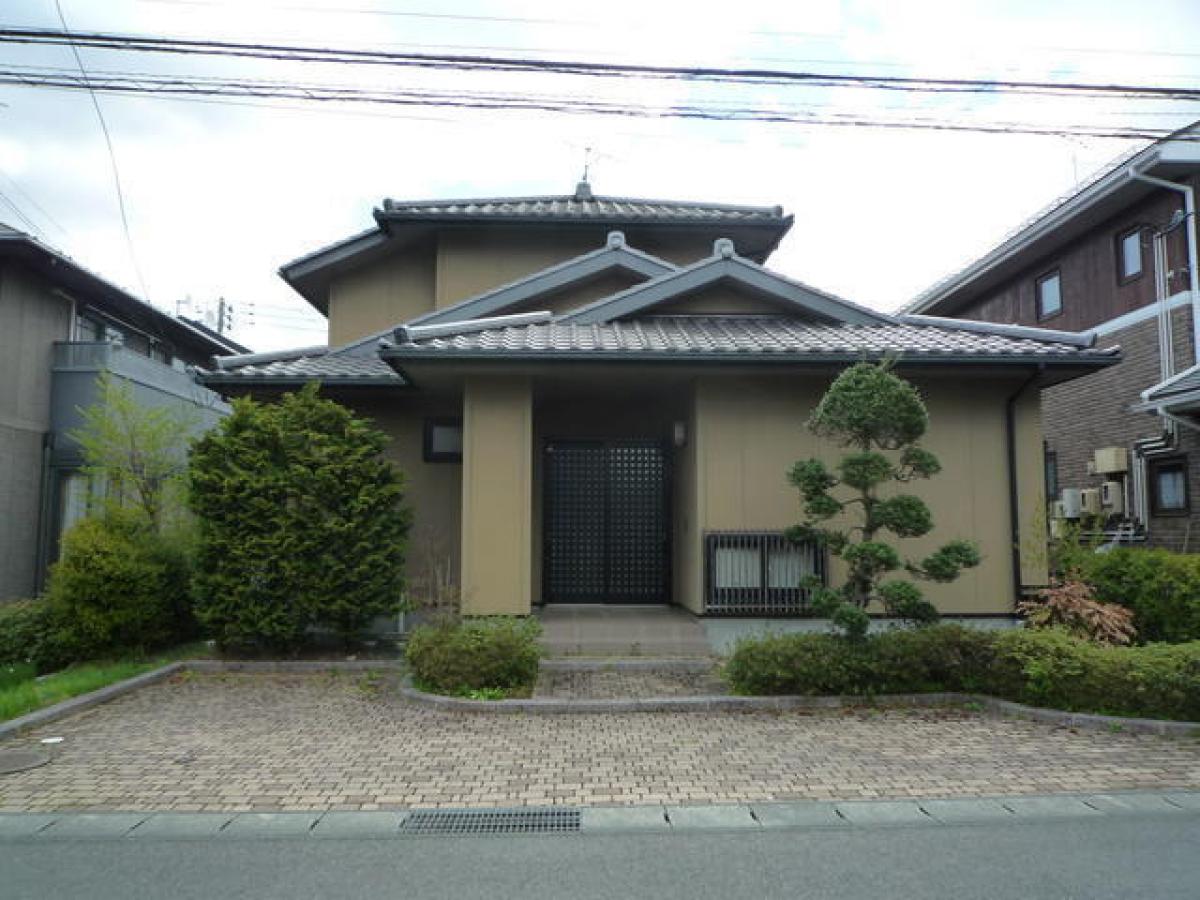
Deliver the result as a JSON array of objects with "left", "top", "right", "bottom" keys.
[
  {"left": 986, "top": 629, "right": 1200, "bottom": 721},
  {"left": 726, "top": 624, "right": 1200, "bottom": 721},
  {"left": 405, "top": 617, "right": 542, "bottom": 695},
  {"left": 1081, "top": 548, "right": 1200, "bottom": 643},
  {"left": 724, "top": 625, "right": 993, "bottom": 696},
  {"left": 46, "top": 510, "right": 194, "bottom": 657},
  {"left": 189, "top": 384, "right": 410, "bottom": 651},
  {"left": 0, "top": 600, "right": 77, "bottom": 674}
]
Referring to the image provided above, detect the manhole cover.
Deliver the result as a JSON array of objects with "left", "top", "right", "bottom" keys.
[
  {"left": 0, "top": 748, "right": 51, "bottom": 775},
  {"left": 399, "top": 807, "right": 581, "bottom": 836}
]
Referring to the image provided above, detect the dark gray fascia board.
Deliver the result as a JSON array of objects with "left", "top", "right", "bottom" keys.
[
  {"left": 278, "top": 227, "right": 387, "bottom": 282},
  {"left": 405, "top": 242, "right": 675, "bottom": 328},
  {"left": 560, "top": 254, "right": 895, "bottom": 326},
  {"left": 381, "top": 347, "right": 1119, "bottom": 369},
  {"left": 198, "top": 374, "right": 406, "bottom": 388}
]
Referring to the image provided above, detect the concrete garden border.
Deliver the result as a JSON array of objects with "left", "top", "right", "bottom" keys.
[{"left": 1, "top": 657, "right": 1197, "bottom": 740}]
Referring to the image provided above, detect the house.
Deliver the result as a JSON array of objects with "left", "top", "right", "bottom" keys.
[
  {"left": 201, "top": 184, "right": 1114, "bottom": 626},
  {"left": 0, "top": 223, "right": 245, "bottom": 600},
  {"left": 904, "top": 124, "right": 1200, "bottom": 551}
]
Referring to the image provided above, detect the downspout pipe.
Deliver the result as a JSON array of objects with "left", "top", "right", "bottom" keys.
[
  {"left": 1005, "top": 365, "right": 1044, "bottom": 603},
  {"left": 1128, "top": 161, "right": 1200, "bottom": 356}
]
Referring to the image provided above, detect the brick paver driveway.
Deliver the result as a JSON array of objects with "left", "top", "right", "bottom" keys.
[{"left": 2, "top": 672, "right": 1198, "bottom": 812}]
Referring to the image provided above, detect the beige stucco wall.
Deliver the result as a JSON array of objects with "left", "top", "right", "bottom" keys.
[
  {"left": 346, "top": 395, "right": 463, "bottom": 601},
  {"left": 327, "top": 242, "right": 436, "bottom": 346},
  {"left": 0, "top": 264, "right": 71, "bottom": 600},
  {"left": 690, "top": 373, "right": 1046, "bottom": 615},
  {"left": 461, "top": 376, "right": 532, "bottom": 615}
]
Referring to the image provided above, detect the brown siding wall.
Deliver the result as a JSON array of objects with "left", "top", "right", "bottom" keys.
[{"left": 955, "top": 182, "right": 1194, "bottom": 331}]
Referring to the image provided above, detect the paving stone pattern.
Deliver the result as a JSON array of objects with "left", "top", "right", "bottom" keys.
[
  {"left": 533, "top": 666, "right": 727, "bottom": 699},
  {"left": 1, "top": 672, "right": 1198, "bottom": 812}
]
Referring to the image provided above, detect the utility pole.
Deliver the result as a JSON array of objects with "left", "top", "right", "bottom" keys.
[{"left": 216, "top": 297, "right": 233, "bottom": 335}]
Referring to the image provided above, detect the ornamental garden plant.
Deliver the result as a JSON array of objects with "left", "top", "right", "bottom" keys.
[
  {"left": 788, "top": 361, "right": 980, "bottom": 639},
  {"left": 189, "top": 384, "right": 411, "bottom": 651}
]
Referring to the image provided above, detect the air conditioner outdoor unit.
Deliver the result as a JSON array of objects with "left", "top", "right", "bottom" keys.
[
  {"left": 1060, "top": 488, "right": 1083, "bottom": 519},
  {"left": 1049, "top": 518, "right": 1065, "bottom": 538},
  {"left": 1081, "top": 488, "right": 1102, "bottom": 516},
  {"left": 1094, "top": 447, "right": 1129, "bottom": 474},
  {"left": 1102, "top": 480, "right": 1125, "bottom": 514}
]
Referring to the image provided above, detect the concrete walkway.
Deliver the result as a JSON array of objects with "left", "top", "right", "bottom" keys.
[
  {"left": 536, "top": 605, "right": 713, "bottom": 657},
  {"left": 1, "top": 671, "right": 1197, "bottom": 812}
]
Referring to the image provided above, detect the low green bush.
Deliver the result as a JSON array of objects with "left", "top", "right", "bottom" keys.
[
  {"left": 724, "top": 625, "right": 994, "bottom": 696},
  {"left": 0, "top": 599, "right": 78, "bottom": 675},
  {"left": 405, "top": 617, "right": 542, "bottom": 695},
  {"left": 1081, "top": 548, "right": 1200, "bottom": 643},
  {"left": 726, "top": 624, "right": 1200, "bottom": 721},
  {"left": 46, "top": 510, "right": 195, "bottom": 658}
]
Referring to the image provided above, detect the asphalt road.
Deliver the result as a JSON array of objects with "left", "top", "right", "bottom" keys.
[{"left": 2, "top": 812, "right": 1197, "bottom": 900}]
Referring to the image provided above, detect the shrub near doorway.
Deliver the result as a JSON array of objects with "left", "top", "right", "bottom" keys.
[{"left": 405, "top": 618, "right": 542, "bottom": 698}]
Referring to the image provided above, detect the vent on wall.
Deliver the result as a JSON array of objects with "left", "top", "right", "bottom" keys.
[{"left": 703, "top": 531, "right": 826, "bottom": 616}]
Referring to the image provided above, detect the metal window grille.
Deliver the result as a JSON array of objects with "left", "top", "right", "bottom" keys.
[{"left": 703, "top": 531, "right": 826, "bottom": 616}]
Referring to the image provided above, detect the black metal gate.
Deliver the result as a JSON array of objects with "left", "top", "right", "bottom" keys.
[{"left": 543, "top": 440, "right": 670, "bottom": 604}]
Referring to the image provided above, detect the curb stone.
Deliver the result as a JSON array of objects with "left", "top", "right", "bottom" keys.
[{"left": 1, "top": 791, "right": 1196, "bottom": 841}]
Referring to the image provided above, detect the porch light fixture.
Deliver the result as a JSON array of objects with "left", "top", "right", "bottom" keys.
[{"left": 672, "top": 420, "right": 687, "bottom": 447}]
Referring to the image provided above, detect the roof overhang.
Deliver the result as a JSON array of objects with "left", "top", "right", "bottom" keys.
[
  {"left": 0, "top": 232, "right": 242, "bottom": 358},
  {"left": 907, "top": 137, "right": 1200, "bottom": 317}
]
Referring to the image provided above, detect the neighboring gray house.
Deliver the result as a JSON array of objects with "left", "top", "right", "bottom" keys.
[{"left": 0, "top": 223, "right": 246, "bottom": 600}]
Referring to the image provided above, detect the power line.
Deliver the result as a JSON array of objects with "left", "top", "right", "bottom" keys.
[
  {"left": 5, "top": 27, "right": 1200, "bottom": 102},
  {"left": 0, "top": 66, "right": 1194, "bottom": 142},
  {"left": 48, "top": 7, "right": 152, "bottom": 304}
]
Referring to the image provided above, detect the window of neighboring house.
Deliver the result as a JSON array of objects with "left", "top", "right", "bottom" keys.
[
  {"left": 1044, "top": 447, "right": 1059, "bottom": 501},
  {"left": 148, "top": 341, "right": 171, "bottom": 365},
  {"left": 1036, "top": 270, "right": 1062, "bottom": 320},
  {"left": 423, "top": 418, "right": 463, "bottom": 462},
  {"left": 74, "top": 314, "right": 105, "bottom": 341},
  {"left": 58, "top": 470, "right": 91, "bottom": 539},
  {"left": 1118, "top": 227, "right": 1145, "bottom": 282},
  {"left": 1150, "top": 456, "right": 1189, "bottom": 516}
]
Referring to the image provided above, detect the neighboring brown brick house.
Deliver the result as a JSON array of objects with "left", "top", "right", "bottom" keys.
[{"left": 904, "top": 124, "right": 1200, "bottom": 551}]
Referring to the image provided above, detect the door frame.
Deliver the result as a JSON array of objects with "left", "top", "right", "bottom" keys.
[{"left": 541, "top": 437, "right": 673, "bottom": 605}]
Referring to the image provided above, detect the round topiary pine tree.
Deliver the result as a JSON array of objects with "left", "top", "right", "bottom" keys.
[
  {"left": 189, "top": 383, "right": 410, "bottom": 651},
  {"left": 788, "top": 361, "right": 980, "bottom": 640}
]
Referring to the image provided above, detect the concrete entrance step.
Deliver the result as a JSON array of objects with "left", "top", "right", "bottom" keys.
[{"left": 536, "top": 605, "right": 713, "bottom": 658}]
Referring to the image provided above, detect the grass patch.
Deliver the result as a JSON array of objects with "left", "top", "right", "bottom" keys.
[{"left": 0, "top": 642, "right": 207, "bottom": 723}]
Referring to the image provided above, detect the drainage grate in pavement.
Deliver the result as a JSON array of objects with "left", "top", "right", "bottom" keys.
[{"left": 398, "top": 807, "right": 581, "bottom": 836}]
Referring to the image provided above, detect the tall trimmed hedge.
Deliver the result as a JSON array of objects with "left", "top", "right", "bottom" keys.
[
  {"left": 1081, "top": 548, "right": 1200, "bottom": 643},
  {"left": 189, "top": 384, "right": 410, "bottom": 650}
]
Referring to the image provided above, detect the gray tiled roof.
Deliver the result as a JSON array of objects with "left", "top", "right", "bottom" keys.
[
  {"left": 389, "top": 316, "right": 1117, "bottom": 362},
  {"left": 379, "top": 194, "right": 786, "bottom": 224},
  {"left": 206, "top": 351, "right": 402, "bottom": 383}
]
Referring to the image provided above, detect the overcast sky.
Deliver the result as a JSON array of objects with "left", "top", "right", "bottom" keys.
[{"left": 2, "top": 0, "right": 1199, "bottom": 351}]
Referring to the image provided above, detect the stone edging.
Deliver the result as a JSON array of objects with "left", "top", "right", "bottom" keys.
[
  {"left": 398, "top": 680, "right": 1200, "bottom": 736},
  {"left": 539, "top": 658, "right": 715, "bottom": 672},
  {"left": 3, "top": 659, "right": 1197, "bottom": 740}
]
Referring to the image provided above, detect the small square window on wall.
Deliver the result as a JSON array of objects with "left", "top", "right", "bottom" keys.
[
  {"left": 1150, "top": 456, "right": 1189, "bottom": 516},
  {"left": 1036, "top": 270, "right": 1062, "bottom": 320},
  {"left": 423, "top": 418, "right": 463, "bottom": 463},
  {"left": 1118, "top": 228, "right": 1145, "bottom": 282}
]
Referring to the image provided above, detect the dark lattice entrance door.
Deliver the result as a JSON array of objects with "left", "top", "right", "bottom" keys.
[{"left": 543, "top": 441, "right": 670, "bottom": 604}]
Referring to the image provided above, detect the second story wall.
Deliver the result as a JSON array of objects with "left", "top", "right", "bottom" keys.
[
  {"left": 951, "top": 178, "right": 1195, "bottom": 332},
  {"left": 325, "top": 226, "right": 736, "bottom": 345},
  {"left": 0, "top": 263, "right": 72, "bottom": 431}
]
